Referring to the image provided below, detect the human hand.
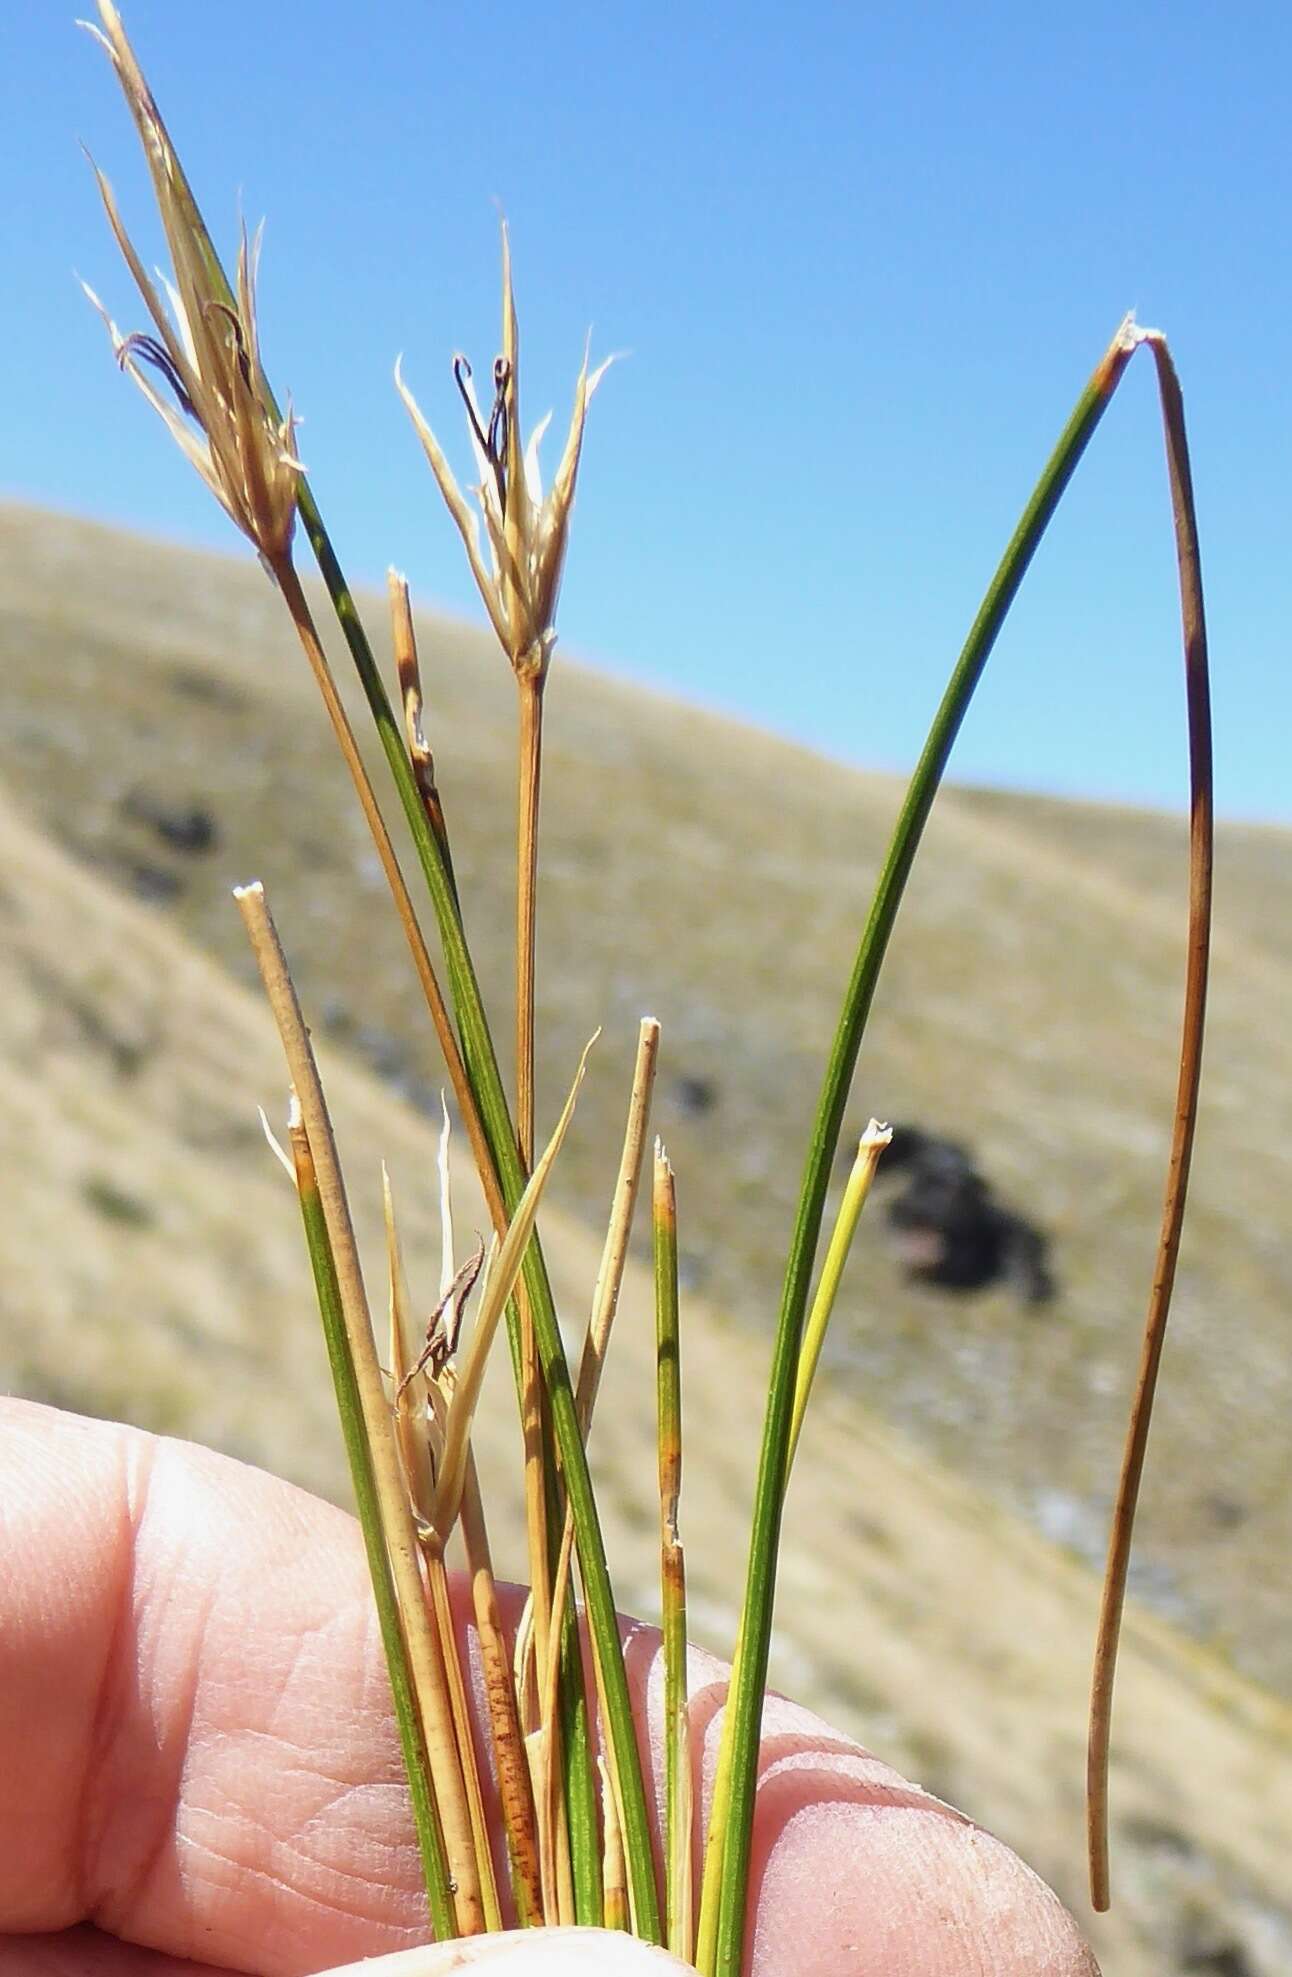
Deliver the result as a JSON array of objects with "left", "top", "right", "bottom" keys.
[{"left": 0, "top": 1400, "right": 1097, "bottom": 1975}]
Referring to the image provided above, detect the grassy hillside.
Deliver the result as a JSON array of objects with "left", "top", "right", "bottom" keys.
[
  {"left": 1, "top": 764, "right": 1289, "bottom": 1977},
  {"left": 2, "top": 503, "right": 1288, "bottom": 1703}
]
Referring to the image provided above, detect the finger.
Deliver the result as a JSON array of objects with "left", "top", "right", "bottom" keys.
[
  {"left": 677, "top": 1662, "right": 1098, "bottom": 1975},
  {"left": 0, "top": 1922, "right": 241, "bottom": 1975},
  {"left": 0, "top": 1927, "right": 686, "bottom": 1977},
  {"left": 0, "top": 1398, "right": 420, "bottom": 1972},
  {"left": 0, "top": 1400, "right": 1096, "bottom": 1974}
]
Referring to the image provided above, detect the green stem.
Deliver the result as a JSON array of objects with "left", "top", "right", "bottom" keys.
[
  {"left": 290, "top": 1114, "right": 456, "bottom": 1940},
  {"left": 297, "top": 497, "right": 660, "bottom": 1944},
  {"left": 557, "top": 1561, "right": 603, "bottom": 1924},
  {"left": 707, "top": 318, "right": 1142, "bottom": 1977}
]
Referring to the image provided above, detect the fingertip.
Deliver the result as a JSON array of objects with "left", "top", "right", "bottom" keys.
[{"left": 749, "top": 1789, "right": 1099, "bottom": 1975}]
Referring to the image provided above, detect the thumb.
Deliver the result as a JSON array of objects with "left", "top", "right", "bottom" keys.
[{"left": 319, "top": 1931, "right": 693, "bottom": 1975}]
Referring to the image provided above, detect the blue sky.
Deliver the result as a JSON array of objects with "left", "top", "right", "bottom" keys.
[{"left": 4, "top": 0, "right": 1289, "bottom": 819}]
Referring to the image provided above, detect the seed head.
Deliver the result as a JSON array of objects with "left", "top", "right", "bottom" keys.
[
  {"left": 396, "top": 225, "right": 612, "bottom": 682},
  {"left": 80, "top": 2, "right": 301, "bottom": 564}
]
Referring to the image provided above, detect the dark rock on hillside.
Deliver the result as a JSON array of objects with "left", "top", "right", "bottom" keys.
[
  {"left": 874, "top": 1122, "right": 1055, "bottom": 1305},
  {"left": 122, "top": 788, "right": 220, "bottom": 856}
]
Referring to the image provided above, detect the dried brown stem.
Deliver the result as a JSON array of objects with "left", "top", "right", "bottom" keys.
[
  {"left": 1087, "top": 329, "right": 1214, "bottom": 1911},
  {"left": 458, "top": 1455, "right": 545, "bottom": 1926}
]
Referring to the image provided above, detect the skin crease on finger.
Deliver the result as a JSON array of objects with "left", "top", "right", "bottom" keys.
[{"left": 0, "top": 1399, "right": 1099, "bottom": 1976}]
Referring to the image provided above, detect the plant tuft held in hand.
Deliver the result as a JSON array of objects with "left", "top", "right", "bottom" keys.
[{"left": 81, "top": 6, "right": 1214, "bottom": 1969}]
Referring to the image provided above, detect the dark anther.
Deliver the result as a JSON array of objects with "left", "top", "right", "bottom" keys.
[
  {"left": 453, "top": 353, "right": 493, "bottom": 456},
  {"left": 454, "top": 351, "right": 510, "bottom": 511},
  {"left": 487, "top": 357, "right": 510, "bottom": 469},
  {"left": 205, "top": 301, "right": 254, "bottom": 391},
  {"left": 442, "top": 1236, "right": 486, "bottom": 1360},
  {"left": 118, "top": 332, "right": 198, "bottom": 420},
  {"left": 395, "top": 1237, "right": 486, "bottom": 1398}
]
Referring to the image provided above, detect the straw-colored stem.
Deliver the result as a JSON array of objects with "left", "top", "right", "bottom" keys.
[
  {"left": 655, "top": 1146, "right": 692, "bottom": 1965},
  {"left": 705, "top": 317, "right": 1144, "bottom": 1977},
  {"left": 577, "top": 1018, "right": 662, "bottom": 1430},
  {"left": 234, "top": 881, "right": 484, "bottom": 1936},
  {"left": 600, "top": 1757, "right": 629, "bottom": 1934},
  {"left": 786, "top": 1121, "right": 891, "bottom": 1476},
  {"left": 458, "top": 1457, "right": 544, "bottom": 1927},
  {"left": 267, "top": 552, "right": 501, "bottom": 1237},
  {"left": 286, "top": 1108, "right": 455, "bottom": 1939},
  {"left": 516, "top": 672, "right": 544, "bottom": 1167},
  {"left": 523, "top": 1730, "right": 558, "bottom": 1924},
  {"left": 425, "top": 1540, "right": 504, "bottom": 1931},
  {"left": 1086, "top": 329, "right": 1213, "bottom": 1912}
]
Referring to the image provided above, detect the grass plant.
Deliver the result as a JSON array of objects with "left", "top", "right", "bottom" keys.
[{"left": 79, "top": 4, "right": 1214, "bottom": 1967}]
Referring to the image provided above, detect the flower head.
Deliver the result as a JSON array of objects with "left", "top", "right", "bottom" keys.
[
  {"left": 81, "top": 1, "right": 300, "bottom": 563},
  {"left": 396, "top": 226, "right": 611, "bottom": 681}
]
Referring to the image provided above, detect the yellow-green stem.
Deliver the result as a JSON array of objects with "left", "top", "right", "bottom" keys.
[{"left": 787, "top": 1121, "right": 891, "bottom": 1475}]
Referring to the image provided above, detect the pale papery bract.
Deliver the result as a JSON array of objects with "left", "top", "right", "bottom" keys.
[
  {"left": 81, "top": 1, "right": 302, "bottom": 563},
  {"left": 396, "top": 225, "right": 612, "bottom": 682}
]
